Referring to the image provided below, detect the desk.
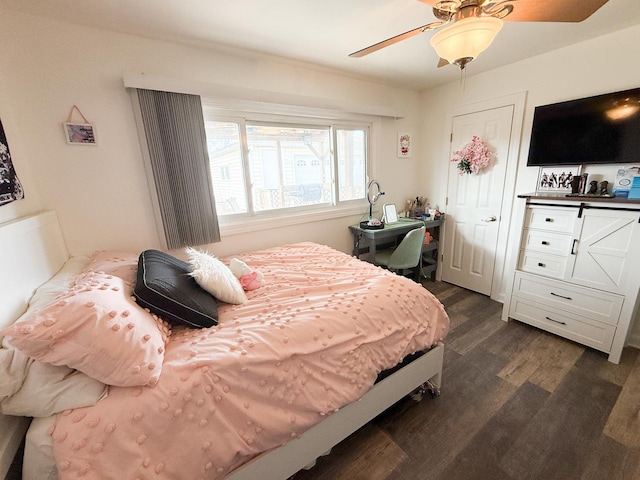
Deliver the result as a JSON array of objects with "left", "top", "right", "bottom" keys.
[
  {"left": 349, "top": 218, "right": 423, "bottom": 258},
  {"left": 349, "top": 217, "right": 443, "bottom": 279}
]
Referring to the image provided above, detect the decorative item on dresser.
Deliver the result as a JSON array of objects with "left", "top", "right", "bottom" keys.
[{"left": 502, "top": 193, "right": 640, "bottom": 363}]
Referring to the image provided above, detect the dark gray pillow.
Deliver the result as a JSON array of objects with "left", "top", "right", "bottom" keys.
[{"left": 133, "top": 249, "right": 218, "bottom": 328}]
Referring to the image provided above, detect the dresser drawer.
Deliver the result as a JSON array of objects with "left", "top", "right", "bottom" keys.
[
  {"left": 518, "top": 250, "right": 567, "bottom": 279},
  {"left": 512, "top": 271, "right": 623, "bottom": 326},
  {"left": 525, "top": 207, "right": 577, "bottom": 234},
  {"left": 522, "top": 229, "right": 573, "bottom": 256},
  {"left": 508, "top": 297, "right": 615, "bottom": 353}
]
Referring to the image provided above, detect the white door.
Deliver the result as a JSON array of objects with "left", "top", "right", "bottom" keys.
[{"left": 441, "top": 105, "right": 514, "bottom": 295}]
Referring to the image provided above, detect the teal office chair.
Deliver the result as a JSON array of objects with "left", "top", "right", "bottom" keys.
[{"left": 373, "top": 226, "right": 425, "bottom": 281}]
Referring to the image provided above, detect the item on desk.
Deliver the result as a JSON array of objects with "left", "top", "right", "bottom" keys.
[
  {"left": 570, "top": 176, "right": 581, "bottom": 194},
  {"left": 628, "top": 176, "right": 640, "bottom": 200},
  {"left": 587, "top": 180, "right": 598, "bottom": 195},
  {"left": 599, "top": 181, "right": 609, "bottom": 196},
  {"left": 613, "top": 166, "right": 640, "bottom": 197},
  {"left": 359, "top": 218, "right": 384, "bottom": 230}
]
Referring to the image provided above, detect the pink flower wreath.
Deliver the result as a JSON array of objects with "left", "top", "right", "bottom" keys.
[{"left": 451, "top": 136, "right": 492, "bottom": 175}]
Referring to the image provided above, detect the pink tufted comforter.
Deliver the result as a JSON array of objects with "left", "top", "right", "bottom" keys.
[{"left": 51, "top": 243, "right": 449, "bottom": 479}]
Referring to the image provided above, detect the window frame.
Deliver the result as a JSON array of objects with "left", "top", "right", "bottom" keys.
[{"left": 202, "top": 104, "right": 375, "bottom": 235}]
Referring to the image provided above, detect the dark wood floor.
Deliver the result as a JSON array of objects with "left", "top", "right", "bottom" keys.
[{"left": 293, "top": 280, "right": 640, "bottom": 480}]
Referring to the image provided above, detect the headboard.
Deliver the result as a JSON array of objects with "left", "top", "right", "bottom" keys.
[{"left": 0, "top": 210, "right": 69, "bottom": 478}]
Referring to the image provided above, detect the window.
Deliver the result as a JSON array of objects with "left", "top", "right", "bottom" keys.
[{"left": 203, "top": 107, "right": 369, "bottom": 220}]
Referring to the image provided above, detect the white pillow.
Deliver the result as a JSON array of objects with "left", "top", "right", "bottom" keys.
[{"left": 185, "top": 247, "right": 247, "bottom": 305}]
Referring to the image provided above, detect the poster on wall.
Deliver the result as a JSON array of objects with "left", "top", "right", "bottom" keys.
[
  {"left": 398, "top": 132, "right": 411, "bottom": 158},
  {"left": 0, "top": 118, "right": 24, "bottom": 206}
]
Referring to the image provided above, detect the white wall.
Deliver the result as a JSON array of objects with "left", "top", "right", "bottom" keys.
[
  {"left": 0, "top": 11, "right": 424, "bottom": 257},
  {"left": 421, "top": 25, "right": 640, "bottom": 212},
  {"left": 418, "top": 24, "right": 640, "bottom": 342}
]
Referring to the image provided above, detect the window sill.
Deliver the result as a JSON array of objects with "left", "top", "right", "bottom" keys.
[{"left": 219, "top": 204, "right": 367, "bottom": 236}]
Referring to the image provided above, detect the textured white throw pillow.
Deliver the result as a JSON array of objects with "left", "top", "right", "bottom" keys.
[{"left": 185, "top": 247, "right": 247, "bottom": 305}]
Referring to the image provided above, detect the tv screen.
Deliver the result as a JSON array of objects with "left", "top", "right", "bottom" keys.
[{"left": 527, "top": 88, "right": 640, "bottom": 166}]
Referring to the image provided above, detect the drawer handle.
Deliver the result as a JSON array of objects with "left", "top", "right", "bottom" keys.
[
  {"left": 550, "top": 292, "right": 573, "bottom": 301},
  {"left": 545, "top": 218, "right": 553, "bottom": 222},
  {"left": 541, "top": 241, "right": 549, "bottom": 245},
  {"left": 537, "top": 262, "right": 545, "bottom": 267},
  {"left": 545, "top": 316, "right": 567, "bottom": 326},
  {"left": 571, "top": 239, "right": 578, "bottom": 255}
]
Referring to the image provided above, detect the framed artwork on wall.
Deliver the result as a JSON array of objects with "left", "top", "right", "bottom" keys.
[
  {"left": 64, "top": 122, "right": 97, "bottom": 145},
  {"left": 536, "top": 166, "right": 581, "bottom": 192},
  {"left": 64, "top": 105, "right": 97, "bottom": 145},
  {"left": 397, "top": 132, "right": 411, "bottom": 158}
]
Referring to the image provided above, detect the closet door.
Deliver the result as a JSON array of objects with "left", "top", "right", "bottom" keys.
[{"left": 565, "top": 208, "right": 640, "bottom": 293}]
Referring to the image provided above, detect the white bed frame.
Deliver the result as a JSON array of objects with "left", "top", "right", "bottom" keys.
[
  {"left": 227, "top": 344, "right": 443, "bottom": 480},
  {"left": 0, "top": 211, "right": 445, "bottom": 480},
  {"left": 0, "top": 211, "right": 69, "bottom": 478}
]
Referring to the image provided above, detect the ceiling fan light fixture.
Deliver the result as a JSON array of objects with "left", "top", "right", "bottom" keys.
[{"left": 429, "top": 16, "right": 503, "bottom": 68}]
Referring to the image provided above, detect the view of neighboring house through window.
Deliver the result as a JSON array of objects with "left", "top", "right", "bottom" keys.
[{"left": 203, "top": 108, "right": 368, "bottom": 219}]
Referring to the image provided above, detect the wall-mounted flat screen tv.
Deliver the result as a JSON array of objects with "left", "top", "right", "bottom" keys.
[{"left": 527, "top": 87, "right": 640, "bottom": 166}]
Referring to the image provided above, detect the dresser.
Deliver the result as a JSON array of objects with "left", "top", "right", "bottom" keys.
[{"left": 502, "top": 194, "right": 640, "bottom": 363}]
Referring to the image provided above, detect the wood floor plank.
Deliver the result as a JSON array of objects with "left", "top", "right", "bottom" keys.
[
  {"left": 294, "top": 424, "right": 407, "bottom": 480},
  {"left": 441, "top": 309, "right": 470, "bottom": 334},
  {"left": 440, "top": 381, "right": 549, "bottom": 479},
  {"left": 580, "top": 435, "right": 640, "bottom": 480},
  {"left": 603, "top": 352, "right": 640, "bottom": 447},
  {"left": 497, "top": 329, "right": 584, "bottom": 392},
  {"left": 444, "top": 290, "right": 501, "bottom": 318},
  {"left": 446, "top": 309, "right": 507, "bottom": 356},
  {"left": 421, "top": 280, "right": 464, "bottom": 301},
  {"left": 383, "top": 348, "right": 516, "bottom": 480},
  {"left": 484, "top": 319, "right": 538, "bottom": 360},
  {"left": 434, "top": 286, "right": 475, "bottom": 310},
  {"left": 527, "top": 335, "right": 584, "bottom": 392},
  {"left": 575, "top": 346, "right": 639, "bottom": 387},
  {"left": 499, "top": 368, "right": 621, "bottom": 480}
]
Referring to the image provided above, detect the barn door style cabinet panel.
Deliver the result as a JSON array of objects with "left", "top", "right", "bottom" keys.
[{"left": 502, "top": 194, "right": 640, "bottom": 363}]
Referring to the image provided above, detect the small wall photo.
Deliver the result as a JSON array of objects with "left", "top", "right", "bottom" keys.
[
  {"left": 398, "top": 132, "right": 411, "bottom": 158},
  {"left": 64, "top": 122, "right": 97, "bottom": 145}
]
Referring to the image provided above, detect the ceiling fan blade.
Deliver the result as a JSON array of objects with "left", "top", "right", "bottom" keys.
[
  {"left": 503, "top": 0, "right": 610, "bottom": 22},
  {"left": 349, "top": 22, "right": 443, "bottom": 57},
  {"left": 437, "top": 57, "right": 449, "bottom": 67},
  {"left": 418, "top": 0, "right": 610, "bottom": 22}
]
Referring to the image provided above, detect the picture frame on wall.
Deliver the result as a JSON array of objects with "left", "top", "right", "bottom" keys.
[
  {"left": 536, "top": 166, "right": 581, "bottom": 192},
  {"left": 397, "top": 132, "right": 411, "bottom": 158},
  {"left": 64, "top": 122, "right": 97, "bottom": 145}
]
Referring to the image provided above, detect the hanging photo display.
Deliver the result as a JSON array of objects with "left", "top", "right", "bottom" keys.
[{"left": 0, "top": 118, "right": 24, "bottom": 206}]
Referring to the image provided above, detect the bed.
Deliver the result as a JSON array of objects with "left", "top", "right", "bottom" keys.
[{"left": 0, "top": 211, "right": 449, "bottom": 480}]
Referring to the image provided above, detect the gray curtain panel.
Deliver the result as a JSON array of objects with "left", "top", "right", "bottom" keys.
[{"left": 136, "top": 89, "right": 220, "bottom": 249}]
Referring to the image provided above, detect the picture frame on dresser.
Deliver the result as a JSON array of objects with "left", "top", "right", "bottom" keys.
[{"left": 536, "top": 166, "right": 581, "bottom": 192}]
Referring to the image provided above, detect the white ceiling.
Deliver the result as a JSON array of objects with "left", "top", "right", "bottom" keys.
[{"left": 2, "top": 0, "right": 639, "bottom": 90}]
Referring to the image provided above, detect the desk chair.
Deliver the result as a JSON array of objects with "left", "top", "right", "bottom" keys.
[{"left": 373, "top": 226, "right": 425, "bottom": 281}]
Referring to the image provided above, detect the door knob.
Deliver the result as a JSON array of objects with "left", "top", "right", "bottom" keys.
[{"left": 482, "top": 216, "right": 497, "bottom": 222}]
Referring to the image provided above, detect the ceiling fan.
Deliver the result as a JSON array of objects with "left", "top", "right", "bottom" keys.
[{"left": 349, "top": 0, "right": 610, "bottom": 70}]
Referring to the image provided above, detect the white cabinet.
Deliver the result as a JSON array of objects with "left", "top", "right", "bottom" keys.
[
  {"left": 503, "top": 197, "right": 640, "bottom": 363},
  {"left": 565, "top": 208, "right": 639, "bottom": 292}
]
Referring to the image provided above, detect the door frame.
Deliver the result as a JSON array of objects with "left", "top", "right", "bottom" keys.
[{"left": 438, "top": 92, "right": 527, "bottom": 303}]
